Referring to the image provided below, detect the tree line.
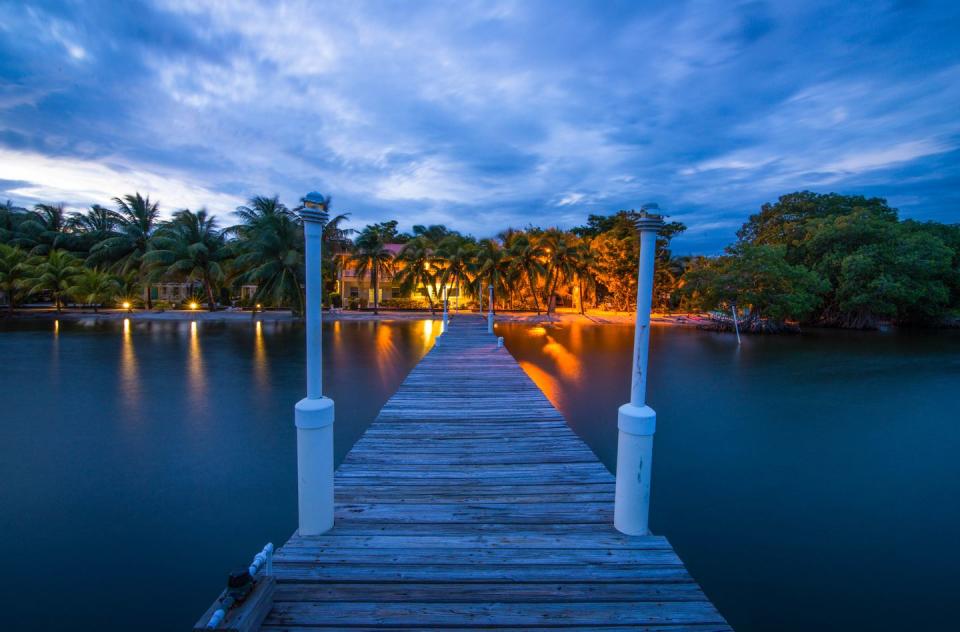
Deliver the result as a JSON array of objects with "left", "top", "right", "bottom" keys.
[
  {"left": 1, "top": 190, "right": 957, "bottom": 330},
  {"left": 0, "top": 192, "right": 686, "bottom": 317},
  {"left": 679, "top": 192, "right": 960, "bottom": 330}
]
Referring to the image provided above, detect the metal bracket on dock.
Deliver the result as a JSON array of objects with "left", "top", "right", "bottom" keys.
[{"left": 194, "top": 543, "right": 276, "bottom": 632}]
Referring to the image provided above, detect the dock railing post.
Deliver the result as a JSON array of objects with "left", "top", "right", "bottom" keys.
[
  {"left": 295, "top": 193, "right": 335, "bottom": 536},
  {"left": 614, "top": 207, "right": 665, "bottom": 536},
  {"left": 442, "top": 286, "right": 449, "bottom": 333},
  {"left": 487, "top": 283, "right": 494, "bottom": 333}
]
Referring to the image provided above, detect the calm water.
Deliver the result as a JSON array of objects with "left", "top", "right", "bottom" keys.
[
  {"left": 497, "top": 321, "right": 960, "bottom": 632},
  {"left": 0, "top": 318, "right": 439, "bottom": 631},
  {"left": 0, "top": 319, "right": 958, "bottom": 631}
]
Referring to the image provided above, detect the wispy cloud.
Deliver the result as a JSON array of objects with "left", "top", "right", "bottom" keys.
[
  {"left": 0, "top": 0, "right": 958, "bottom": 251},
  {"left": 0, "top": 148, "right": 243, "bottom": 212}
]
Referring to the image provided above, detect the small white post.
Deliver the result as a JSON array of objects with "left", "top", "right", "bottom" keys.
[
  {"left": 442, "top": 286, "right": 449, "bottom": 333},
  {"left": 731, "top": 304, "right": 741, "bottom": 345},
  {"left": 487, "top": 283, "right": 494, "bottom": 334},
  {"left": 295, "top": 195, "right": 335, "bottom": 536},
  {"left": 614, "top": 209, "right": 665, "bottom": 536}
]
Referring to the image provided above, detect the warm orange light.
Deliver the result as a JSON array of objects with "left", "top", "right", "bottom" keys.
[
  {"left": 256, "top": 303, "right": 262, "bottom": 309},
  {"left": 122, "top": 301, "right": 131, "bottom": 310},
  {"left": 189, "top": 301, "right": 199, "bottom": 310}
]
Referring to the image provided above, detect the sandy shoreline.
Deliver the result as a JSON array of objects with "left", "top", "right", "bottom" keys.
[{"left": 2, "top": 307, "right": 708, "bottom": 327}]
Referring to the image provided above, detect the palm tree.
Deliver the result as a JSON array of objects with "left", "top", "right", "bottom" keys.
[
  {"left": 26, "top": 249, "right": 84, "bottom": 312},
  {"left": 115, "top": 270, "right": 142, "bottom": 308},
  {"left": 474, "top": 238, "right": 510, "bottom": 313},
  {"left": 67, "top": 268, "right": 120, "bottom": 313},
  {"left": 0, "top": 244, "right": 29, "bottom": 314},
  {"left": 0, "top": 202, "right": 37, "bottom": 250},
  {"left": 233, "top": 195, "right": 291, "bottom": 229},
  {"left": 231, "top": 198, "right": 305, "bottom": 314},
  {"left": 18, "top": 203, "right": 69, "bottom": 254},
  {"left": 396, "top": 236, "right": 440, "bottom": 313},
  {"left": 352, "top": 225, "right": 395, "bottom": 315},
  {"left": 89, "top": 193, "right": 160, "bottom": 307},
  {"left": 412, "top": 224, "right": 452, "bottom": 245},
  {"left": 320, "top": 208, "right": 354, "bottom": 302},
  {"left": 436, "top": 235, "right": 476, "bottom": 311},
  {"left": 144, "top": 209, "right": 225, "bottom": 310},
  {"left": 506, "top": 232, "right": 545, "bottom": 314},
  {"left": 573, "top": 238, "right": 599, "bottom": 314},
  {"left": 68, "top": 204, "right": 117, "bottom": 236},
  {"left": 540, "top": 229, "right": 579, "bottom": 315}
]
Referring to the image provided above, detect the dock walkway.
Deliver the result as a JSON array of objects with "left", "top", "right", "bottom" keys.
[{"left": 262, "top": 315, "right": 729, "bottom": 630}]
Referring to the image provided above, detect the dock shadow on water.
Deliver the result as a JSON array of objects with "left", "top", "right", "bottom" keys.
[
  {"left": 0, "top": 318, "right": 439, "bottom": 632},
  {"left": 497, "top": 320, "right": 960, "bottom": 632}
]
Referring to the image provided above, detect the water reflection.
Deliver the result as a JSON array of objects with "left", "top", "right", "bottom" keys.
[
  {"left": 422, "top": 319, "right": 434, "bottom": 351},
  {"left": 253, "top": 320, "right": 268, "bottom": 388},
  {"left": 120, "top": 318, "right": 140, "bottom": 411},
  {"left": 187, "top": 320, "right": 206, "bottom": 402},
  {"left": 374, "top": 322, "right": 398, "bottom": 389},
  {"left": 542, "top": 334, "right": 581, "bottom": 380},
  {"left": 49, "top": 319, "right": 60, "bottom": 386},
  {"left": 0, "top": 318, "right": 442, "bottom": 632}
]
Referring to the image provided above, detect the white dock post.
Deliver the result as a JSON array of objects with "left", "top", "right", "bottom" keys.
[
  {"left": 614, "top": 208, "right": 665, "bottom": 536},
  {"left": 731, "top": 304, "right": 741, "bottom": 344},
  {"left": 295, "top": 193, "right": 335, "bottom": 536},
  {"left": 442, "top": 286, "right": 449, "bottom": 333},
  {"left": 487, "top": 284, "right": 494, "bottom": 334}
]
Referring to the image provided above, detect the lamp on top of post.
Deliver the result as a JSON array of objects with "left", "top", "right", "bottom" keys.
[
  {"left": 295, "top": 191, "right": 335, "bottom": 536},
  {"left": 614, "top": 203, "right": 665, "bottom": 536}
]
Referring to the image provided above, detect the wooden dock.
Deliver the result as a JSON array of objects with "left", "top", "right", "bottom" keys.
[{"left": 259, "top": 315, "right": 729, "bottom": 630}]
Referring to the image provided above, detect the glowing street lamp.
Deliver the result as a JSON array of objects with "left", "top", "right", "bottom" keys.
[
  {"left": 189, "top": 301, "right": 199, "bottom": 310},
  {"left": 122, "top": 301, "right": 132, "bottom": 313},
  {"left": 295, "top": 191, "right": 335, "bottom": 535},
  {"left": 614, "top": 205, "right": 665, "bottom": 536}
]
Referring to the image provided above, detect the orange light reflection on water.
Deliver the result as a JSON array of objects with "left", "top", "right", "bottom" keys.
[
  {"left": 120, "top": 318, "right": 140, "bottom": 410},
  {"left": 423, "top": 319, "right": 439, "bottom": 351},
  {"left": 542, "top": 334, "right": 582, "bottom": 380},
  {"left": 374, "top": 322, "right": 399, "bottom": 388},
  {"left": 187, "top": 321, "right": 206, "bottom": 401},
  {"left": 517, "top": 359, "right": 565, "bottom": 411},
  {"left": 253, "top": 320, "right": 268, "bottom": 387}
]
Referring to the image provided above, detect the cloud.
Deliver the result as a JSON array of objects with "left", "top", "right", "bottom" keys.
[
  {"left": 0, "top": 148, "right": 244, "bottom": 213},
  {"left": 821, "top": 139, "right": 953, "bottom": 175},
  {"left": 0, "top": 0, "right": 958, "bottom": 251}
]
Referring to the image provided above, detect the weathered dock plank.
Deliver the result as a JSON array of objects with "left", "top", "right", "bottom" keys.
[{"left": 259, "top": 315, "right": 729, "bottom": 630}]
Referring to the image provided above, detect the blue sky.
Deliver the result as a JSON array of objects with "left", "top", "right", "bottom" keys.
[{"left": 1, "top": 0, "right": 958, "bottom": 252}]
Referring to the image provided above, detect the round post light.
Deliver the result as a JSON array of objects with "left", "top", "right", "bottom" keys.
[
  {"left": 614, "top": 206, "right": 665, "bottom": 536},
  {"left": 295, "top": 191, "right": 335, "bottom": 535}
]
